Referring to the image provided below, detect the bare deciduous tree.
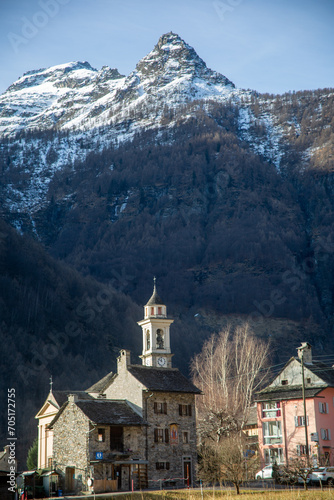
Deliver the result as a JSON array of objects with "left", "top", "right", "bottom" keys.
[
  {"left": 280, "top": 454, "right": 316, "bottom": 490},
  {"left": 191, "top": 324, "right": 270, "bottom": 442},
  {"left": 198, "top": 434, "right": 259, "bottom": 494}
]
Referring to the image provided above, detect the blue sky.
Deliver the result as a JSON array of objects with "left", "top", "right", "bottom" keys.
[{"left": 0, "top": 0, "right": 333, "bottom": 95}]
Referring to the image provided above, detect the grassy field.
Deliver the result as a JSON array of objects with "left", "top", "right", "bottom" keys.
[{"left": 92, "top": 488, "right": 334, "bottom": 500}]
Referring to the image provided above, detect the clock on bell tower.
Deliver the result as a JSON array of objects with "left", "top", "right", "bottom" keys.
[{"left": 138, "top": 278, "right": 174, "bottom": 368}]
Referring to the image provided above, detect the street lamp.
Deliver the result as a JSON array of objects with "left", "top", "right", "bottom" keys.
[{"left": 298, "top": 343, "right": 310, "bottom": 467}]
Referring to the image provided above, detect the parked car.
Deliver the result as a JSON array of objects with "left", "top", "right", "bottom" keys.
[
  {"left": 311, "top": 467, "right": 334, "bottom": 486},
  {"left": 295, "top": 469, "right": 311, "bottom": 485},
  {"left": 307, "top": 468, "right": 325, "bottom": 485},
  {"left": 255, "top": 465, "right": 276, "bottom": 480}
]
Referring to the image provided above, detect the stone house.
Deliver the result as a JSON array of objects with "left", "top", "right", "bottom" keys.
[
  {"left": 35, "top": 388, "right": 91, "bottom": 470},
  {"left": 256, "top": 342, "right": 334, "bottom": 467},
  {"left": 36, "top": 281, "right": 201, "bottom": 494}
]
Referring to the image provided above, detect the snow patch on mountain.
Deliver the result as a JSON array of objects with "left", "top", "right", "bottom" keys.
[
  {"left": 238, "top": 106, "right": 284, "bottom": 170},
  {"left": 0, "top": 32, "right": 284, "bottom": 215}
]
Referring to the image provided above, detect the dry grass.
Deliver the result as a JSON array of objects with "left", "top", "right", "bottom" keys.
[{"left": 95, "top": 488, "right": 334, "bottom": 500}]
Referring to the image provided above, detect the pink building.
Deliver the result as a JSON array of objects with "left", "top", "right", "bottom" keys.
[{"left": 256, "top": 342, "right": 334, "bottom": 467}]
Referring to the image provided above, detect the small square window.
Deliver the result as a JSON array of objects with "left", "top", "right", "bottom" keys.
[
  {"left": 156, "top": 462, "right": 170, "bottom": 470},
  {"left": 281, "top": 380, "right": 288, "bottom": 385}
]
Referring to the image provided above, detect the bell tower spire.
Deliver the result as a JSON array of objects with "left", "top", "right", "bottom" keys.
[{"left": 138, "top": 278, "right": 174, "bottom": 368}]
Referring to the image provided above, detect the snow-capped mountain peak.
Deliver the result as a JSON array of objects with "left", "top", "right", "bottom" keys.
[
  {"left": 135, "top": 31, "right": 235, "bottom": 93},
  {"left": 0, "top": 32, "right": 240, "bottom": 138},
  {"left": 0, "top": 32, "right": 257, "bottom": 215}
]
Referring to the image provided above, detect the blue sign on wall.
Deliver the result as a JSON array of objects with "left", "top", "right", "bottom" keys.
[{"left": 95, "top": 452, "right": 103, "bottom": 460}]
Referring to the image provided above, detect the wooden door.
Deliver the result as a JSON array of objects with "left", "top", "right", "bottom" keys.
[{"left": 65, "top": 467, "right": 75, "bottom": 492}]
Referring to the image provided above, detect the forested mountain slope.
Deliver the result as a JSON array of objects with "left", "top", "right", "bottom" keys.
[{"left": 1, "top": 32, "right": 334, "bottom": 467}]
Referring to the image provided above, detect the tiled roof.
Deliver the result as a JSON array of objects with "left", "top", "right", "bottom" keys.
[
  {"left": 256, "top": 384, "right": 323, "bottom": 402},
  {"left": 48, "top": 401, "right": 69, "bottom": 428},
  {"left": 128, "top": 365, "right": 201, "bottom": 394},
  {"left": 146, "top": 281, "right": 164, "bottom": 305},
  {"left": 76, "top": 400, "right": 146, "bottom": 425},
  {"left": 306, "top": 360, "right": 334, "bottom": 385},
  {"left": 86, "top": 371, "right": 115, "bottom": 393},
  {"left": 246, "top": 405, "right": 258, "bottom": 426},
  {"left": 49, "top": 399, "right": 146, "bottom": 428},
  {"left": 52, "top": 390, "right": 93, "bottom": 407},
  {"left": 256, "top": 356, "right": 334, "bottom": 402}
]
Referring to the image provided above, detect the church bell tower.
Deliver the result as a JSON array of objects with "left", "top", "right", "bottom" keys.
[{"left": 138, "top": 278, "right": 174, "bottom": 368}]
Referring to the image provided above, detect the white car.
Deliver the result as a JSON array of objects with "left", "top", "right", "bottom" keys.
[
  {"left": 311, "top": 467, "right": 334, "bottom": 486},
  {"left": 255, "top": 465, "right": 275, "bottom": 480}
]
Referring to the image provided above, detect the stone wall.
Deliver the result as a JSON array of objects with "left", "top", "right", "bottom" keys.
[
  {"left": 52, "top": 401, "right": 90, "bottom": 493},
  {"left": 53, "top": 399, "right": 147, "bottom": 493},
  {"left": 88, "top": 425, "right": 146, "bottom": 462},
  {"left": 144, "top": 391, "right": 197, "bottom": 488}
]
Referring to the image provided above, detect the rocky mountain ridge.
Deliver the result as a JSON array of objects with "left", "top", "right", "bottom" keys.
[
  {"left": 1, "top": 32, "right": 332, "bottom": 222},
  {"left": 0, "top": 32, "right": 334, "bottom": 348},
  {"left": 0, "top": 32, "right": 240, "bottom": 137}
]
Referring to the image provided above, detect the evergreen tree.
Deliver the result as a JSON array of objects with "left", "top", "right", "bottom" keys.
[{"left": 27, "top": 438, "right": 38, "bottom": 470}]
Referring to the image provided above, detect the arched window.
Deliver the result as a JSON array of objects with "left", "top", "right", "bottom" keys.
[
  {"left": 156, "top": 329, "right": 164, "bottom": 349},
  {"left": 146, "top": 330, "right": 150, "bottom": 350}
]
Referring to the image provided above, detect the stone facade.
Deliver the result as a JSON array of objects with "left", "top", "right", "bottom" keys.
[
  {"left": 143, "top": 391, "right": 197, "bottom": 488},
  {"left": 103, "top": 350, "right": 200, "bottom": 487},
  {"left": 39, "top": 282, "right": 201, "bottom": 494},
  {"left": 52, "top": 397, "right": 90, "bottom": 493},
  {"left": 51, "top": 396, "right": 147, "bottom": 493}
]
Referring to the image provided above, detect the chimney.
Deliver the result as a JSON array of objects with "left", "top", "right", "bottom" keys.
[
  {"left": 117, "top": 349, "right": 131, "bottom": 372},
  {"left": 297, "top": 342, "right": 312, "bottom": 364},
  {"left": 68, "top": 393, "right": 78, "bottom": 403}
]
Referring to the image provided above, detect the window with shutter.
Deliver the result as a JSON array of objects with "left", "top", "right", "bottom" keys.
[
  {"left": 297, "top": 444, "right": 310, "bottom": 455},
  {"left": 154, "top": 428, "right": 169, "bottom": 443},
  {"left": 295, "top": 416, "right": 309, "bottom": 427},
  {"left": 321, "top": 429, "right": 331, "bottom": 440},
  {"left": 179, "top": 404, "right": 192, "bottom": 416},
  {"left": 154, "top": 402, "right": 167, "bottom": 414},
  {"left": 319, "top": 402, "right": 329, "bottom": 414},
  {"left": 262, "top": 401, "right": 281, "bottom": 418}
]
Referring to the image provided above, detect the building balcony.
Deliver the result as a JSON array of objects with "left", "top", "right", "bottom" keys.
[{"left": 264, "top": 437, "right": 283, "bottom": 445}]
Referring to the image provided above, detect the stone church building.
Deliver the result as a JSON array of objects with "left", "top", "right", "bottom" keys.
[{"left": 36, "top": 281, "right": 201, "bottom": 494}]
